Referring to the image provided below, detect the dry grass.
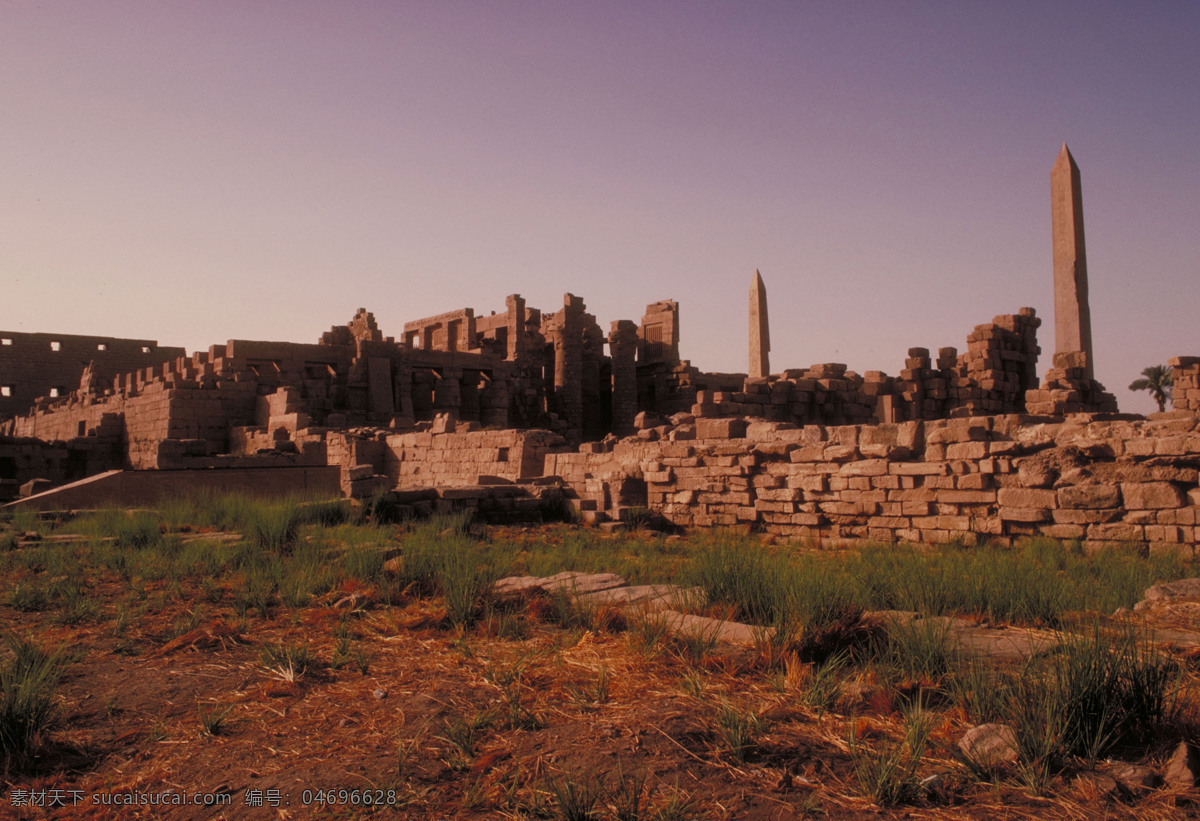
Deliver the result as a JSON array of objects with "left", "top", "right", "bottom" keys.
[{"left": 0, "top": 505, "right": 1196, "bottom": 819}]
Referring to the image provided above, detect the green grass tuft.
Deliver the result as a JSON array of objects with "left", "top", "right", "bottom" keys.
[{"left": 1, "top": 632, "right": 66, "bottom": 762}]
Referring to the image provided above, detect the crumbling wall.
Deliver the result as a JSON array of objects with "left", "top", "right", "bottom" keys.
[
  {"left": 547, "top": 412, "right": 1200, "bottom": 551},
  {"left": 1171, "top": 357, "right": 1200, "bottom": 413},
  {"left": 384, "top": 427, "right": 568, "bottom": 487},
  {"left": 948, "top": 309, "right": 1042, "bottom": 416},
  {"left": 0, "top": 437, "right": 71, "bottom": 501},
  {"left": 0, "top": 331, "right": 185, "bottom": 420},
  {"left": 324, "top": 423, "right": 570, "bottom": 498},
  {"left": 687, "top": 310, "right": 1044, "bottom": 428},
  {"left": 1025, "top": 351, "right": 1118, "bottom": 416},
  {"left": 1, "top": 355, "right": 260, "bottom": 469}
]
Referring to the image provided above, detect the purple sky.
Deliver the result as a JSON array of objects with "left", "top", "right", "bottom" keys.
[{"left": 3, "top": 2, "right": 1198, "bottom": 413}]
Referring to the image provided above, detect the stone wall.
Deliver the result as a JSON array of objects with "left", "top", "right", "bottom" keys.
[
  {"left": 0, "top": 437, "right": 71, "bottom": 501},
  {"left": 4, "top": 466, "right": 341, "bottom": 510},
  {"left": 384, "top": 427, "right": 567, "bottom": 488},
  {"left": 686, "top": 310, "right": 1044, "bottom": 427},
  {"left": 324, "top": 422, "right": 569, "bottom": 498},
  {"left": 1172, "top": 357, "right": 1200, "bottom": 413},
  {"left": 546, "top": 411, "right": 1200, "bottom": 552},
  {"left": 3, "top": 378, "right": 258, "bottom": 469},
  {"left": 0, "top": 331, "right": 185, "bottom": 421}
]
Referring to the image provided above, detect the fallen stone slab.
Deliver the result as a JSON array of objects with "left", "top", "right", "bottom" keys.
[
  {"left": 29, "top": 533, "right": 91, "bottom": 544},
  {"left": 652, "top": 610, "right": 772, "bottom": 647},
  {"left": 948, "top": 624, "right": 1060, "bottom": 662},
  {"left": 1139, "top": 619, "right": 1200, "bottom": 650},
  {"left": 179, "top": 532, "right": 242, "bottom": 545},
  {"left": 578, "top": 584, "right": 701, "bottom": 612},
  {"left": 1143, "top": 577, "right": 1200, "bottom": 603},
  {"left": 860, "top": 610, "right": 921, "bottom": 627},
  {"left": 865, "top": 612, "right": 1060, "bottom": 661},
  {"left": 492, "top": 571, "right": 629, "bottom": 602}
]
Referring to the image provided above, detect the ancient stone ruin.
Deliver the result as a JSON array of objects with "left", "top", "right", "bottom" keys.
[{"left": 3, "top": 146, "right": 1198, "bottom": 553}]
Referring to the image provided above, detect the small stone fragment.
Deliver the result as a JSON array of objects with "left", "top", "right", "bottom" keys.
[
  {"left": 957, "top": 723, "right": 1019, "bottom": 768},
  {"left": 1165, "top": 741, "right": 1200, "bottom": 791}
]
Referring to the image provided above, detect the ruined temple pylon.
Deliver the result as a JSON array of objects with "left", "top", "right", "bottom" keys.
[
  {"left": 1051, "top": 143, "right": 1094, "bottom": 379},
  {"left": 749, "top": 269, "right": 770, "bottom": 378}
]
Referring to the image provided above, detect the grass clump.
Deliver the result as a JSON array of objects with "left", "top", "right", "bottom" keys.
[
  {"left": 67, "top": 509, "right": 162, "bottom": 550},
  {"left": 862, "top": 617, "right": 960, "bottom": 705},
  {"left": 260, "top": 641, "right": 317, "bottom": 679},
  {"left": 546, "top": 768, "right": 602, "bottom": 820},
  {"left": 1012, "top": 622, "right": 1175, "bottom": 767},
  {"left": 799, "top": 648, "right": 851, "bottom": 712},
  {"left": 197, "top": 703, "right": 234, "bottom": 737},
  {"left": 851, "top": 705, "right": 933, "bottom": 807},
  {"left": 7, "top": 581, "right": 51, "bottom": 613},
  {"left": 687, "top": 532, "right": 861, "bottom": 662},
  {"left": 246, "top": 502, "right": 303, "bottom": 552},
  {"left": 713, "top": 700, "right": 765, "bottom": 763},
  {"left": 396, "top": 515, "right": 508, "bottom": 626},
  {"left": 1, "top": 632, "right": 66, "bottom": 763}
]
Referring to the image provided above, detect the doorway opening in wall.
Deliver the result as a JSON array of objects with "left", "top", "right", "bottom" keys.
[{"left": 617, "top": 476, "right": 648, "bottom": 508}]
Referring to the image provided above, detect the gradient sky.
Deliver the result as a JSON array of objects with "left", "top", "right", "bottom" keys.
[{"left": 3, "top": 2, "right": 1198, "bottom": 414}]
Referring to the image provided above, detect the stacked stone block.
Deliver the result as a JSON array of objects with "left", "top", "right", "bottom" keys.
[
  {"left": 1170, "top": 357, "right": 1200, "bottom": 412},
  {"left": 381, "top": 428, "right": 568, "bottom": 489},
  {"left": 692, "top": 366, "right": 879, "bottom": 427},
  {"left": 0, "top": 330, "right": 185, "bottom": 421},
  {"left": 895, "top": 348, "right": 952, "bottom": 421},
  {"left": 547, "top": 412, "right": 1200, "bottom": 552},
  {"left": 1025, "top": 351, "right": 1118, "bottom": 416},
  {"left": 949, "top": 310, "right": 1041, "bottom": 416},
  {"left": 0, "top": 437, "right": 71, "bottom": 500}
]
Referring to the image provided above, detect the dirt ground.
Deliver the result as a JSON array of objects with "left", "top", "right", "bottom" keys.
[{"left": 2, "top": 527, "right": 1198, "bottom": 820}]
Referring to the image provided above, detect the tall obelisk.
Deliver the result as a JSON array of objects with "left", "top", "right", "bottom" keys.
[
  {"left": 749, "top": 269, "right": 770, "bottom": 378},
  {"left": 1051, "top": 144, "right": 1094, "bottom": 378}
]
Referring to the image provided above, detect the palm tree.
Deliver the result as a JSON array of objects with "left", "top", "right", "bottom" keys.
[{"left": 1129, "top": 365, "right": 1174, "bottom": 412}]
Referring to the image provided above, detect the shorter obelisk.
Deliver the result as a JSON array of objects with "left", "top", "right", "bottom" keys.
[
  {"left": 749, "top": 269, "right": 770, "bottom": 378},
  {"left": 1051, "top": 144, "right": 1094, "bottom": 378}
]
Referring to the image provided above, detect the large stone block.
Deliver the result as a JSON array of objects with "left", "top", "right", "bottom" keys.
[
  {"left": 937, "top": 490, "right": 997, "bottom": 505},
  {"left": 694, "top": 417, "right": 748, "bottom": 440},
  {"left": 999, "top": 507, "right": 1051, "bottom": 523},
  {"left": 997, "top": 488, "right": 1057, "bottom": 509},
  {"left": 1121, "top": 482, "right": 1186, "bottom": 510},
  {"left": 1057, "top": 484, "right": 1121, "bottom": 509}
]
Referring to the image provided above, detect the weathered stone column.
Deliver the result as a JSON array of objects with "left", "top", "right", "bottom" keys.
[
  {"left": 608, "top": 319, "right": 639, "bottom": 436},
  {"left": 505, "top": 294, "right": 526, "bottom": 360},
  {"left": 553, "top": 294, "right": 585, "bottom": 440},
  {"left": 749, "top": 270, "right": 770, "bottom": 378},
  {"left": 1051, "top": 144, "right": 1094, "bottom": 378}
]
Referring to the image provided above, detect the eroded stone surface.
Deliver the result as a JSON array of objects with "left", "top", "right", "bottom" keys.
[
  {"left": 492, "top": 571, "right": 629, "bottom": 602},
  {"left": 958, "top": 723, "right": 1019, "bottom": 768},
  {"left": 1165, "top": 741, "right": 1200, "bottom": 791},
  {"left": 1145, "top": 578, "right": 1200, "bottom": 603}
]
